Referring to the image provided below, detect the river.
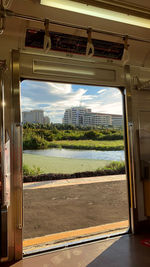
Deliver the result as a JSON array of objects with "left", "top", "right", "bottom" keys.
[{"left": 23, "top": 148, "right": 125, "bottom": 161}]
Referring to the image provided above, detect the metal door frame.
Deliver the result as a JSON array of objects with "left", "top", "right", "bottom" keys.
[
  {"left": 0, "top": 60, "right": 8, "bottom": 261},
  {"left": 3, "top": 49, "right": 136, "bottom": 261},
  {"left": 0, "top": 51, "right": 23, "bottom": 263},
  {"left": 11, "top": 50, "right": 23, "bottom": 261}
]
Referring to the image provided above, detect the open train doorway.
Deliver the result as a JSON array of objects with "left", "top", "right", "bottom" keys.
[{"left": 21, "top": 80, "right": 129, "bottom": 254}]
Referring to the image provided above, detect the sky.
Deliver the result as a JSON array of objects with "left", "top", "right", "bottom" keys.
[{"left": 21, "top": 81, "right": 123, "bottom": 123}]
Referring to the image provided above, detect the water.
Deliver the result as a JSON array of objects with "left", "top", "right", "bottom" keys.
[{"left": 23, "top": 148, "right": 125, "bottom": 161}]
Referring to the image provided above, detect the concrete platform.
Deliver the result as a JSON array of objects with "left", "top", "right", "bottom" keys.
[{"left": 23, "top": 174, "right": 126, "bottom": 190}]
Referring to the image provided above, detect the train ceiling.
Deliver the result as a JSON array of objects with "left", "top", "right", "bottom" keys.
[
  {"left": 40, "top": 0, "right": 150, "bottom": 29},
  {"left": 2, "top": 0, "right": 150, "bottom": 66},
  {"left": 40, "top": 0, "right": 150, "bottom": 18}
]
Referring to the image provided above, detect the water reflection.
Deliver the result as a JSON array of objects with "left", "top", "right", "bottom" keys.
[{"left": 23, "top": 148, "right": 125, "bottom": 161}]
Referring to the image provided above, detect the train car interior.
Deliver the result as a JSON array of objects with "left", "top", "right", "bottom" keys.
[{"left": 1, "top": 0, "right": 150, "bottom": 266}]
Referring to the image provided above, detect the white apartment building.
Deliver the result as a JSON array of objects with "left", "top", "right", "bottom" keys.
[
  {"left": 63, "top": 107, "right": 123, "bottom": 128},
  {"left": 63, "top": 107, "right": 91, "bottom": 126},
  {"left": 84, "top": 112, "right": 112, "bottom": 127},
  {"left": 111, "top": 114, "right": 123, "bottom": 127},
  {"left": 22, "top": 110, "right": 50, "bottom": 124}
]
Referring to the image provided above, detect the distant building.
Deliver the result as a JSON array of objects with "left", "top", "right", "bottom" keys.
[
  {"left": 83, "top": 112, "right": 112, "bottom": 127},
  {"left": 22, "top": 110, "right": 50, "bottom": 124},
  {"left": 43, "top": 116, "right": 50, "bottom": 124},
  {"left": 63, "top": 107, "right": 91, "bottom": 126},
  {"left": 63, "top": 107, "right": 123, "bottom": 128},
  {"left": 111, "top": 114, "right": 123, "bottom": 127}
]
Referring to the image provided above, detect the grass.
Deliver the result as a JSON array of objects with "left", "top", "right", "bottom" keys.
[
  {"left": 23, "top": 164, "right": 43, "bottom": 176},
  {"left": 98, "top": 161, "right": 125, "bottom": 172},
  {"left": 23, "top": 154, "right": 113, "bottom": 174},
  {"left": 48, "top": 140, "right": 124, "bottom": 150}
]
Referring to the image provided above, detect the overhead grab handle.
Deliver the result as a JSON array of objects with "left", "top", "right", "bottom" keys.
[
  {"left": 122, "top": 35, "right": 130, "bottom": 66},
  {"left": 86, "top": 28, "right": 94, "bottom": 58},
  {"left": 43, "top": 18, "right": 51, "bottom": 53}
]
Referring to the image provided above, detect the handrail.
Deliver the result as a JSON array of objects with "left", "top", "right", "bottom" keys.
[{"left": 1, "top": 7, "right": 150, "bottom": 44}]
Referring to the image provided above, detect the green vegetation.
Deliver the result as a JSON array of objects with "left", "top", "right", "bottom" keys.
[
  {"left": 23, "top": 154, "right": 112, "bottom": 174},
  {"left": 48, "top": 140, "right": 124, "bottom": 150},
  {"left": 23, "top": 164, "right": 43, "bottom": 176},
  {"left": 97, "top": 161, "right": 125, "bottom": 173},
  {"left": 23, "top": 123, "right": 124, "bottom": 150}
]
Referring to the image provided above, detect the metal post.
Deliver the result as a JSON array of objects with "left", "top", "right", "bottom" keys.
[
  {"left": 12, "top": 50, "right": 22, "bottom": 260},
  {"left": 0, "top": 60, "right": 8, "bottom": 260}
]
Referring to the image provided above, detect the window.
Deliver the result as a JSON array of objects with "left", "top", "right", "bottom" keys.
[{"left": 21, "top": 81, "right": 129, "bottom": 254}]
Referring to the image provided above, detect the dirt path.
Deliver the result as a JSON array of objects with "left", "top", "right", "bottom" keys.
[{"left": 23, "top": 180, "right": 128, "bottom": 239}]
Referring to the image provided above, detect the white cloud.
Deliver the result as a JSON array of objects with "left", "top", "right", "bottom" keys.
[
  {"left": 21, "top": 96, "right": 34, "bottom": 110},
  {"left": 47, "top": 82, "right": 72, "bottom": 95},
  {"left": 97, "top": 89, "right": 107, "bottom": 94}
]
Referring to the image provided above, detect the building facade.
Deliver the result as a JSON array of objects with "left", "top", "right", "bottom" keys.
[
  {"left": 63, "top": 107, "right": 91, "bottom": 126},
  {"left": 83, "top": 112, "right": 112, "bottom": 127},
  {"left": 63, "top": 107, "right": 123, "bottom": 128},
  {"left": 22, "top": 110, "right": 50, "bottom": 124},
  {"left": 111, "top": 114, "right": 123, "bottom": 127}
]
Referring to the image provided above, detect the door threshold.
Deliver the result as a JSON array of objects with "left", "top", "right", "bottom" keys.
[{"left": 23, "top": 220, "right": 129, "bottom": 256}]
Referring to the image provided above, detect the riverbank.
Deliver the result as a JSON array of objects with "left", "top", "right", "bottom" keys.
[
  {"left": 23, "top": 127, "right": 124, "bottom": 150},
  {"left": 23, "top": 138, "right": 124, "bottom": 151},
  {"left": 23, "top": 168, "right": 125, "bottom": 183},
  {"left": 45, "top": 140, "right": 124, "bottom": 151}
]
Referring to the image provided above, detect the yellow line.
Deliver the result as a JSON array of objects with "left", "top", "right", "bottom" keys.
[{"left": 23, "top": 220, "right": 128, "bottom": 247}]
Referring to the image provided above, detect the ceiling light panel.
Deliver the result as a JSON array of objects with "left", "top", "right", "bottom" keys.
[{"left": 40, "top": 0, "right": 150, "bottom": 29}]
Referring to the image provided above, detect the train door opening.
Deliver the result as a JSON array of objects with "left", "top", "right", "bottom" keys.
[{"left": 21, "top": 80, "right": 129, "bottom": 254}]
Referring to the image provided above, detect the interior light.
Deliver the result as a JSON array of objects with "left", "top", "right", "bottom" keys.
[
  {"left": 40, "top": 0, "right": 150, "bottom": 29},
  {"left": 2, "top": 101, "right": 5, "bottom": 107},
  {"left": 33, "top": 60, "right": 95, "bottom": 76}
]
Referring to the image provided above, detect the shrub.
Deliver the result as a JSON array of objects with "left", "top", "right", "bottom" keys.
[
  {"left": 99, "top": 161, "right": 125, "bottom": 173},
  {"left": 23, "top": 164, "right": 43, "bottom": 176},
  {"left": 23, "top": 134, "right": 49, "bottom": 149},
  {"left": 84, "top": 130, "right": 100, "bottom": 139}
]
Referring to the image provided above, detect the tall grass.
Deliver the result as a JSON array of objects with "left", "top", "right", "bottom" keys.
[
  {"left": 98, "top": 161, "right": 125, "bottom": 173},
  {"left": 23, "top": 164, "right": 43, "bottom": 176}
]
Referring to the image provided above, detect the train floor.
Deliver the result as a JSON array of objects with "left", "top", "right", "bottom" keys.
[{"left": 3, "top": 233, "right": 150, "bottom": 266}]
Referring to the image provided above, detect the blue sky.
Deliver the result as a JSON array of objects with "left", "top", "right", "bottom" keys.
[{"left": 21, "top": 81, "right": 123, "bottom": 123}]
